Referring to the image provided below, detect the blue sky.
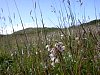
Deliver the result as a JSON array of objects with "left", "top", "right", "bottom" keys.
[{"left": 0, "top": 0, "right": 100, "bottom": 34}]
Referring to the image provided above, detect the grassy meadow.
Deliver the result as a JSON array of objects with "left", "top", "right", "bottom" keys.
[{"left": 0, "top": 0, "right": 100, "bottom": 75}]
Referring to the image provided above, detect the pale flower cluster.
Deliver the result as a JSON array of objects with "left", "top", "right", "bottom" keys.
[{"left": 46, "top": 42, "right": 65, "bottom": 67}]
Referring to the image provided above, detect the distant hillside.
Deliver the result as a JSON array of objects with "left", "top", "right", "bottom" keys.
[
  {"left": 0, "top": 19, "right": 99, "bottom": 36},
  {"left": 82, "top": 19, "right": 100, "bottom": 25},
  {"left": 70, "top": 19, "right": 100, "bottom": 27},
  {"left": 12, "top": 27, "right": 59, "bottom": 35},
  {"left": 67, "top": 19, "right": 100, "bottom": 38}
]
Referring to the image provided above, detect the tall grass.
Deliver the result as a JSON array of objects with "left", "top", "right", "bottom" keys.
[{"left": 0, "top": 0, "right": 100, "bottom": 75}]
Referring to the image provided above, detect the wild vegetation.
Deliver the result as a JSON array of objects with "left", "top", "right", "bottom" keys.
[{"left": 0, "top": 0, "right": 100, "bottom": 75}]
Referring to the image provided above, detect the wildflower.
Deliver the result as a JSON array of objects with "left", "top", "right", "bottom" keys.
[
  {"left": 61, "top": 46, "right": 65, "bottom": 52},
  {"left": 61, "top": 34, "right": 64, "bottom": 39},
  {"left": 83, "top": 38, "right": 87, "bottom": 40},
  {"left": 47, "top": 37, "right": 50, "bottom": 41},
  {"left": 29, "top": 68, "right": 32, "bottom": 73},
  {"left": 46, "top": 45, "right": 49, "bottom": 48},
  {"left": 14, "top": 51, "right": 17, "bottom": 54},
  {"left": 51, "top": 62, "right": 55, "bottom": 67},
  {"left": 44, "top": 65, "right": 47, "bottom": 69},
  {"left": 55, "top": 42, "right": 63, "bottom": 47},
  {"left": 46, "top": 45, "right": 51, "bottom": 51},
  {"left": 75, "top": 37, "right": 80, "bottom": 45},
  {"left": 21, "top": 49, "right": 24, "bottom": 55},
  {"left": 55, "top": 42, "right": 65, "bottom": 52},
  {"left": 35, "top": 51, "right": 38, "bottom": 55},
  {"left": 11, "top": 53, "right": 13, "bottom": 56},
  {"left": 39, "top": 50, "right": 42, "bottom": 53},
  {"left": 61, "top": 34, "right": 64, "bottom": 37},
  {"left": 75, "top": 37, "right": 79, "bottom": 41},
  {"left": 55, "top": 58, "right": 59, "bottom": 63},
  {"left": 49, "top": 48, "right": 57, "bottom": 62},
  {"left": 49, "top": 53, "right": 54, "bottom": 58},
  {"left": 50, "top": 48, "right": 56, "bottom": 55},
  {"left": 7, "top": 66, "right": 10, "bottom": 71},
  {"left": 46, "top": 42, "right": 65, "bottom": 67},
  {"left": 50, "top": 56, "right": 55, "bottom": 61},
  {"left": 68, "top": 52, "right": 72, "bottom": 58}
]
